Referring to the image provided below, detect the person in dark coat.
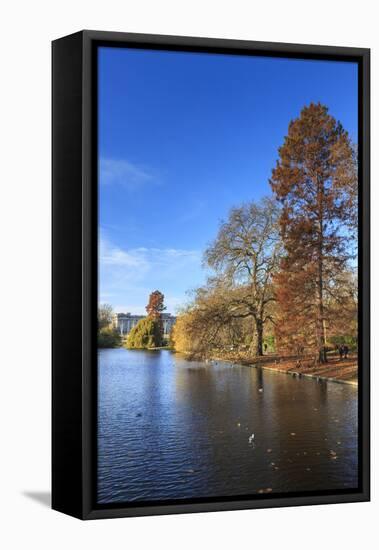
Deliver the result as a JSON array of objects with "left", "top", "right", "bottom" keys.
[
  {"left": 343, "top": 345, "right": 349, "bottom": 359},
  {"left": 338, "top": 345, "right": 344, "bottom": 360}
]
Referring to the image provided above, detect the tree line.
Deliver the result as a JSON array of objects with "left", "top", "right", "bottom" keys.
[{"left": 172, "top": 103, "right": 358, "bottom": 364}]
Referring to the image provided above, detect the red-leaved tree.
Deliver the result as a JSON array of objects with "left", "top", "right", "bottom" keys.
[
  {"left": 146, "top": 290, "right": 166, "bottom": 318},
  {"left": 270, "top": 103, "right": 357, "bottom": 363},
  {"left": 146, "top": 290, "right": 166, "bottom": 343}
]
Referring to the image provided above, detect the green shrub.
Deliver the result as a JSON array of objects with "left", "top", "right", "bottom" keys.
[
  {"left": 98, "top": 326, "right": 122, "bottom": 348},
  {"left": 126, "top": 317, "right": 163, "bottom": 349},
  {"left": 263, "top": 335, "right": 276, "bottom": 353}
]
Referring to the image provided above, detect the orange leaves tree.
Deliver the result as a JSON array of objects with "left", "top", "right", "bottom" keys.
[
  {"left": 146, "top": 290, "right": 166, "bottom": 345},
  {"left": 146, "top": 290, "right": 166, "bottom": 318},
  {"left": 270, "top": 103, "right": 357, "bottom": 362}
]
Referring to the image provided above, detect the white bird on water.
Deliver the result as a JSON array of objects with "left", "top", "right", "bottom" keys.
[{"left": 248, "top": 433, "right": 255, "bottom": 444}]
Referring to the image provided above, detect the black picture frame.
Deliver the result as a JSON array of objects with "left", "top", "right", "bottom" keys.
[{"left": 52, "top": 30, "right": 370, "bottom": 520}]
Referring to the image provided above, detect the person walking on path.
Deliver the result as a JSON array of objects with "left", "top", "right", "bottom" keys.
[{"left": 338, "top": 345, "right": 344, "bottom": 360}]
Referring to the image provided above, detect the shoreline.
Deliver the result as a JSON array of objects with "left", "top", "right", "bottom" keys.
[
  {"left": 103, "top": 347, "right": 358, "bottom": 386},
  {"left": 201, "top": 353, "right": 358, "bottom": 386},
  {"left": 253, "top": 363, "right": 357, "bottom": 386}
]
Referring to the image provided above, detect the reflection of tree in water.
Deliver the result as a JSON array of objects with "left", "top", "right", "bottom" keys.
[
  {"left": 98, "top": 350, "right": 358, "bottom": 502},
  {"left": 173, "top": 361, "right": 283, "bottom": 495},
  {"left": 173, "top": 358, "right": 357, "bottom": 496},
  {"left": 318, "top": 379, "right": 328, "bottom": 404},
  {"left": 256, "top": 368, "right": 264, "bottom": 390}
]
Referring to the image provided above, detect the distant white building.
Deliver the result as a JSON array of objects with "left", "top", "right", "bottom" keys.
[
  {"left": 161, "top": 313, "right": 177, "bottom": 336},
  {"left": 113, "top": 312, "right": 176, "bottom": 337}
]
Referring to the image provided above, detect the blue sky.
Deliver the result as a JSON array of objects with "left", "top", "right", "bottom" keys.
[{"left": 98, "top": 47, "right": 358, "bottom": 315}]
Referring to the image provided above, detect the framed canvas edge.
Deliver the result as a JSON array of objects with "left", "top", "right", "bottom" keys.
[{"left": 53, "top": 30, "right": 370, "bottom": 520}]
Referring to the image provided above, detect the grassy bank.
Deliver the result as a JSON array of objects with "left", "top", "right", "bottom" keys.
[{"left": 202, "top": 351, "right": 358, "bottom": 385}]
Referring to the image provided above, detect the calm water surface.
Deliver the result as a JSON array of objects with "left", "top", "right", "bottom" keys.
[{"left": 98, "top": 349, "right": 358, "bottom": 503}]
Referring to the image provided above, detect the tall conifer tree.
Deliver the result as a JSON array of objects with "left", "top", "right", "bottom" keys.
[{"left": 270, "top": 103, "right": 357, "bottom": 362}]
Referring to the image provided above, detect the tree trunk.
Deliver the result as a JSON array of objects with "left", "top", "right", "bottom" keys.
[
  {"left": 255, "top": 318, "right": 264, "bottom": 356},
  {"left": 316, "top": 282, "right": 327, "bottom": 362},
  {"left": 317, "top": 229, "right": 327, "bottom": 364}
]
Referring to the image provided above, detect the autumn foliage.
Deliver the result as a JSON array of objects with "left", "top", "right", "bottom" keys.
[
  {"left": 146, "top": 290, "right": 166, "bottom": 318},
  {"left": 270, "top": 103, "right": 357, "bottom": 362},
  {"left": 173, "top": 103, "right": 357, "bottom": 364}
]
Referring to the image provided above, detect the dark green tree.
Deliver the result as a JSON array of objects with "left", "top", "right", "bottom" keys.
[
  {"left": 126, "top": 317, "right": 164, "bottom": 349},
  {"left": 98, "top": 326, "right": 122, "bottom": 348}
]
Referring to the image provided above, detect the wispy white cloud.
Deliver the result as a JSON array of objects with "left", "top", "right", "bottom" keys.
[
  {"left": 100, "top": 237, "right": 149, "bottom": 269},
  {"left": 99, "top": 231, "right": 203, "bottom": 314},
  {"left": 99, "top": 157, "right": 157, "bottom": 190},
  {"left": 99, "top": 236, "right": 199, "bottom": 271}
]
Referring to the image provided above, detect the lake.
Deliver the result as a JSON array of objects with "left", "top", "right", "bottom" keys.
[{"left": 98, "top": 348, "right": 358, "bottom": 503}]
